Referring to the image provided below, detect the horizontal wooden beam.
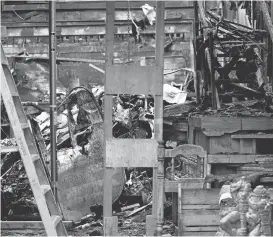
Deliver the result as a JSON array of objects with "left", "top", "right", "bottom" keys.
[
  {"left": 183, "top": 226, "right": 218, "bottom": 232},
  {"left": 2, "top": 9, "right": 194, "bottom": 23},
  {"left": 3, "top": 1, "right": 193, "bottom": 11},
  {"left": 208, "top": 154, "right": 273, "bottom": 164},
  {"left": 4, "top": 21, "right": 193, "bottom": 37},
  {"left": 2, "top": 41, "right": 190, "bottom": 55},
  {"left": 0, "top": 221, "right": 73, "bottom": 230},
  {"left": 231, "top": 133, "right": 273, "bottom": 139},
  {"left": 165, "top": 179, "right": 205, "bottom": 192},
  {"left": 189, "top": 116, "right": 273, "bottom": 137}
]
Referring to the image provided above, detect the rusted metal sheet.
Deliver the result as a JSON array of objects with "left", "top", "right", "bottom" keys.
[
  {"left": 105, "top": 139, "right": 158, "bottom": 167},
  {"left": 105, "top": 65, "right": 162, "bottom": 95}
]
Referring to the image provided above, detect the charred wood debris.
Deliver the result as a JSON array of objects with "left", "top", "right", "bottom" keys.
[{"left": 1, "top": 5, "right": 273, "bottom": 232}]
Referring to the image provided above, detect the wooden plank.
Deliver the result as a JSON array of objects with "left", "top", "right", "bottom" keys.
[
  {"left": 208, "top": 154, "right": 256, "bottom": 164},
  {"left": 3, "top": 40, "right": 191, "bottom": 56},
  {"left": 1, "top": 26, "right": 7, "bottom": 38},
  {"left": 241, "top": 117, "right": 273, "bottom": 131},
  {"left": 180, "top": 189, "right": 220, "bottom": 205},
  {"left": 165, "top": 179, "right": 205, "bottom": 193},
  {"left": 255, "top": 154, "right": 273, "bottom": 162},
  {"left": 103, "top": 216, "right": 118, "bottom": 236},
  {"left": 231, "top": 133, "right": 273, "bottom": 139},
  {"left": 106, "top": 139, "right": 158, "bottom": 167},
  {"left": 209, "top": 134, "right": 240, "bottom": 154},
  {"left": 183, "top": 226, "right": 218, "bottom": 231},
  {"left": 181, "top": 209, "right": 220, "bottom": 226},
  {"left": 200, "top": 116, "right": 241, "bottom": 136},
  {"left": 240, "top": 138, "right": 256, "bottom": 154},
  {"left": 182, "top": 204, "right": 219, "bottom": 210},
  {"left": 182, "top": 231, "right": 218, "bottom": 236},
  {"left": 3, "top": 1, "right": 194, "bottom": 11},
  {"left": 0, "top": 221, "right": 73, "bottom": 230},
  {"left": 105, "top": 65, "right": 162, "bottom": 95},
  {"left": 165, "top": 144, "right": 206, "bottom": 158},
  {"left": 154, "top": 2, "right": 165, "bottom": 235},
  {"left": 0, "top": 146, "right": 19, "bottom": 153},
  {"left": 103, "top": 1, "right": 115, "bottom": 227},
  {"left": 2, "top": 8, "right": 194, "bottom": 23},
  {"left": 5, "top": 22, "right": 193, "bottom": 37},
  {"left": 146, "top": 215, "right": 156, "bottom": 236}
]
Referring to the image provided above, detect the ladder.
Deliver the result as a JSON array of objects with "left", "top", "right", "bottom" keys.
[
  {"left": 103, "top": 2, "right": 165, "bottom": 236},
  {"left": 0, "top": 43, "right": 67, "bottom": 236}
]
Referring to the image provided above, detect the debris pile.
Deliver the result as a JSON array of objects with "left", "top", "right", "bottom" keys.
[
  {"left": 196, "top": 8, "right": 273, "bottom": 110},
  {"left": 216, "top": 177, "right": 273, "bottom": 236}
]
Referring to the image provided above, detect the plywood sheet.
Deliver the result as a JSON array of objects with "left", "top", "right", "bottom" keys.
[
  {"left": 106, "top": 139, "right": 158, "bottom": 167},
  {"left": 201, "top": 117, "right": 241, "bottom": 136},
  {"left": 209, "top": 134, "right": 240, "bottom": 154},
  {"left": 181, "top": 209, "right": 220, "bottom": 226},
  {"left": 105, "top": 65, "right": 162, "bottom": 95},
  {"left": 180, "top": 189, "right": 220, "bottom": 205}
]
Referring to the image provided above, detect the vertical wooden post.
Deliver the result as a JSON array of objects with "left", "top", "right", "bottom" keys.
[
  {"left": 271, "top": 1, "right": 273, "bottom": 86},
  {"left": 154, "top": 2, "right": 165, "bottom": 236},
  {"left": 103, "top": 2, "right": 117, "bottom": 236},
  {"left": 208, "top": 32, "right": 216, "bottom": 109},
  {"left": 49, "top": 0, "right": 58, "bottom": 200}
]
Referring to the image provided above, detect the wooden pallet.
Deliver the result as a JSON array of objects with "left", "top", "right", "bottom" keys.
[{"left": 177, "top": 187, "right": 220, "bottom": 236}]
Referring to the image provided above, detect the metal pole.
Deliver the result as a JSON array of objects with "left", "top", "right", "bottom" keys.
[{"left": 49, "top": 1, "right": 57, "bottom": 200}]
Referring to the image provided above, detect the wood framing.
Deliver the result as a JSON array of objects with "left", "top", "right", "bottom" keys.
[{"left": 103, "top": 2, "right": 165, "bottom": 236}]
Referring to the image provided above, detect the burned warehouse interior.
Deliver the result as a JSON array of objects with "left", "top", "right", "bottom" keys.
[{"left": 1, "top": 0, "right": 273, "bottom": 236}]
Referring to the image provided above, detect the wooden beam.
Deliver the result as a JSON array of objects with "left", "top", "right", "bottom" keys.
[
  {"left": 1, "top": 221, "right": 73, "bottom": 230},
  {"left": 208, "top": 154, "right": 273, "bottom": 164},
  {"left": 1, "top": 26, "right": 7, "bottom": 38},
  {"left": 165, "top": 179, "right": 205, "bottom": 192},
  {"left": 2, "top": 9, "right": 194, "bottom": 23},
  {"left": 231, "top": 133, "right": 273, "bottom": 139},
  {"left": 103, "top": 3, "right": 115, "bottom": 236},
  {"left": 4, "top": 22, "right": 193, "bottom": 37},
  {"left": 258, "top": 0, "right": 273, "bottom": 44},
  {"left": 3, "top": 1, "right": 193, "bottom": 11}
]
